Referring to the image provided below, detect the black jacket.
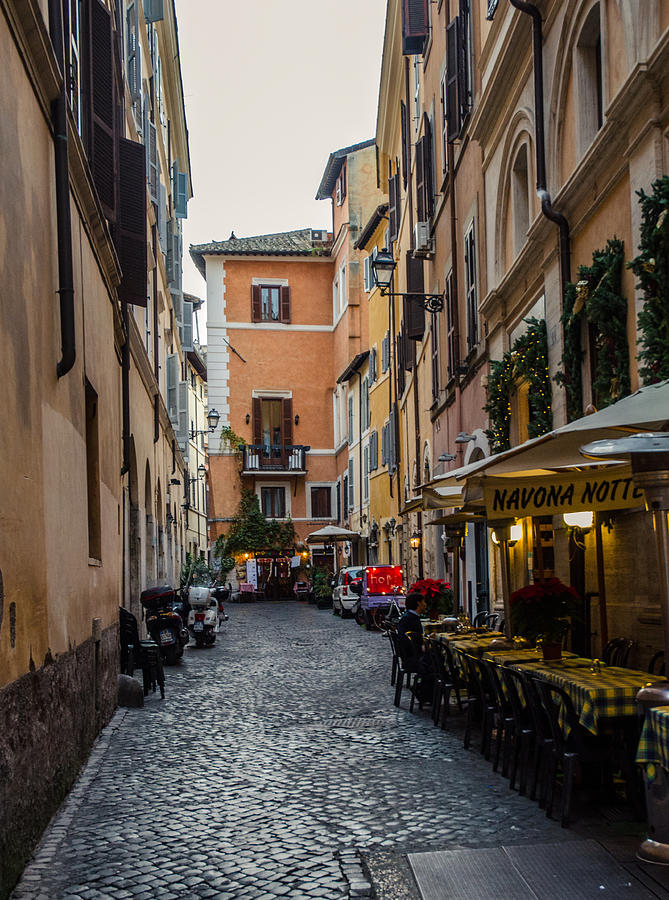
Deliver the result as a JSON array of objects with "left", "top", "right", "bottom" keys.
[{"left": 397, "top": 610, "right": 423, "bottom": 659}]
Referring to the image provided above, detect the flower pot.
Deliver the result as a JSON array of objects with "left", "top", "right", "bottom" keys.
[{"left": 542, "top": 642, "right": 562, "bottom": 661}]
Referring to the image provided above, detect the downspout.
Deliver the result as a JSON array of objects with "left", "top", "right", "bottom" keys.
[
  {"left": 510, "top": 0, "right": 571, "bottom": 286},
  {"left": 48, "top": 0, "right": 76, "bottom": 378},
  {"left": 357, "top": 368, "right": 363, "bottom": 564},
  {"left": 120, "top": 301, "right": 130, "bottom": 475}
]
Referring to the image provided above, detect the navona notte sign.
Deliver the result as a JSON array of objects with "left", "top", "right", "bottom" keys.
[{"left": 483, "top": 470, "right": 645, "bottom": 517}]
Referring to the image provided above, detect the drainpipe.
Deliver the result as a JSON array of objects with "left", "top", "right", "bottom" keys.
[
  {"left": 120, "top": 301, "right": 130, "bottom": 475},
  {"left": 48, "top": 0, "right": 76, "bottom": 378},
  {"left": 510, "top": 0, "right": 571, "bottom": 287},
  {"left": 357, "top": 368, "right": 363, "bottom": 565}
]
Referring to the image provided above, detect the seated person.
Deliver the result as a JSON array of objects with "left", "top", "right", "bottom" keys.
[{"left": 396, "top": 593, "right": 434, "bottom": 702}]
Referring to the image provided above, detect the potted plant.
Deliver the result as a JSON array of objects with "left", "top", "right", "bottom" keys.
[
  {"left": 409, "top": 578, "right": 454, "bottom": 620},
  {"left": 509, "top": 578, "right": 580, "bottom": 659},
  {"left": 312, "top": 568, "right": 333, "bottom": 609}
]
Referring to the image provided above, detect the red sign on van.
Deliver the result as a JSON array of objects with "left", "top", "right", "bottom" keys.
[{"left": 365, "top": 566, "right": 404, "bottom": 595}]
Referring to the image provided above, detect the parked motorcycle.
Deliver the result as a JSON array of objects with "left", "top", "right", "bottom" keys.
[
  {"left": 211, "top": 584, "right": 230, "bottom": 631},
  {"left": 188, "top": 585, "right": 218, "bottom": 647},
  {"left": 140, "top": 585, "right": 189, "bottom": 665}
]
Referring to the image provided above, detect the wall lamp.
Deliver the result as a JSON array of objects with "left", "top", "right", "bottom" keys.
[
  {"left": 410, "top": 531, "right": 422, "bottom": 550},
  {"left": 190, "top": 408, "right": 220, "bottom": 439},
  {"left": 438, "top": 453, "right": 457, "bottom": 462},
  {"left": 455, "top": 432, "right": 476, "bottom": 443},
  {"left": 491, "top": 524, "right": 522, "bottom": 547},
  {"left": 371, "top": 248, "right": 444, "bottom": 313},
  {"left": 245, "top": 413, "right": 250, "bottom": 424},
  {"left": 294, "top": 413, "right": 299, "bottom": 426}
]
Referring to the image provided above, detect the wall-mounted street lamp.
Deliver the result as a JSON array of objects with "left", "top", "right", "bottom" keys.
[
  {"left": 563, "top": 511, "right": 593, "bottom": 532},
  {"left": 455, "top": 432, "right": 476, "bottom": 443},
  {"left": 438, "top": 453, "right": 457, "bottom": 462},
  {"left": 491, "top": 523, "right": 522, "bottom": 547},
  {"left": 371, "top": 248, "right": 444, "bottom": 313},
  {"left": 410, "top": 531, "right": 422, "bottom": 550},
  {"left": 190, "top": 408, "right": 220, "bottom": 439}
]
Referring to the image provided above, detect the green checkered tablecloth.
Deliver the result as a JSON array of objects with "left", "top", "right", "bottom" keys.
[
  {"left": 445, "top": 634, "right": 505, "bottom": 657},
  {"left": 511, "top": 660, "right": 650, "bottom": 735},
  {"left": 637, "top": 706, "right": 669, "bottom": 770}
]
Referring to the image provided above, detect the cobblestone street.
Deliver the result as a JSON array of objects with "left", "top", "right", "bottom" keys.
[{"left": 14, "top": 602, "right": 601, "bottom": 899}]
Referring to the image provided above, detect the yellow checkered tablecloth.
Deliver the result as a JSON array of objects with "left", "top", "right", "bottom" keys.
[
  {"left": 483, "top": 648, "right": 578, "bottom": 666},
  {"left": 637, "top": 706, "right": 669, "bottom": 769},
  {"left": 510, "top": 660, "right": 650, "bottom": 735},
  {"left": 443, "top": 633, "right": 505, "bottom": 657}
]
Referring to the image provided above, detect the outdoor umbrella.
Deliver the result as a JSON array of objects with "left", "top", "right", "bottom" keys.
[{"left": 305, "top": 525, "right": 361, "bottom": 543}]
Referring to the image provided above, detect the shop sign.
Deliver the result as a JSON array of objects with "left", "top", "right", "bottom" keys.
[
  {"left": 246, "top": 558, "right": 258, "bottom": 588},
  {"left": 483, "top": 470, "right": 644, "bottom": 517}
]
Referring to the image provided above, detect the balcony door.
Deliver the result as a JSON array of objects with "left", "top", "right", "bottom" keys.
[{"left": 252, "top": 397, "right": 293, "bottom": 461}]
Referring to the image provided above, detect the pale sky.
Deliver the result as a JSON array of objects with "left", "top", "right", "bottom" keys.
[{"left": 173, "top": 0, "right": 388, "bottom": 326}]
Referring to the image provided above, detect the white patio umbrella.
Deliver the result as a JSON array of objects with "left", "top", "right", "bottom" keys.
[{"left": 305, "top": 525, "right": 361, "bottom": 544}]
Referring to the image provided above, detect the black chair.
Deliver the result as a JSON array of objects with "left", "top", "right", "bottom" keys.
[
  {"left": 516, "top": 670, "right": 554, "bottom": 807},
  {"left": 473, "top": 611, "right": 489, "bottom": 627},
  {"left": 534, "top": 678, "right": 612, "bottom": 827},
  {"left": 499, "top": 666, "right": 535, "bottom": 795},
  {"left": 649, "top": 650, "right": 666, "bottom": 676},
  {"left": 426, "top": 638, "right": 455, "bottom": 727},
  {"left": 386, "top": 630, "right": 399, "bottom": 686},
  {"left": 484, "top": 613, "right": 499, "bottom": 630},
  {"left": 119, "top": 607, "right": 165, "bottom": 698},
  {"left": 388, "top": 631, "right": 423, "bottom": 712},
  {"left": 602, "top": 637, "right": 634, "bottom": 668},
  {"left": 479, "top": 659, "right": 514, "bottom": 775},
  {"left": 460, "top": 654, "right": 495, "bottom": 756},
  {"left": 442, "top": 639, "right": 468, "bottom": 719}
]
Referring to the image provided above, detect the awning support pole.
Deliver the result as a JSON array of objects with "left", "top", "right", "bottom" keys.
[{"left": 594, "top": 515, "right": 609, "bottom": 650}]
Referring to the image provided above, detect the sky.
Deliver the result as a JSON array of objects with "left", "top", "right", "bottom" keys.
[{"left": 173, "top": 0, "right": 388, "bottom": 326}]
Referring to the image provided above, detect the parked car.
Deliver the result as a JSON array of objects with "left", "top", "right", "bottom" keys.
[{"left": 332, "top": 567, "right": 364, "bottom": 617}]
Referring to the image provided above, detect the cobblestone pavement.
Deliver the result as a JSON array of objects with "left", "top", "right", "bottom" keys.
[{"left": 14, "top": 602, "right": 576, "bottom": 899}]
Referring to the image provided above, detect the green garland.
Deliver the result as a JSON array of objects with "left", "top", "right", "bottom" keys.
[
  {"left": 628, "top": 176, "right": 669, "bottom": 383},
  {"left": 484, "top": 318, "right": 552, "bottom": 453},
  {"left": 555, "top": 238, "right": 630, "bottom": 421}
]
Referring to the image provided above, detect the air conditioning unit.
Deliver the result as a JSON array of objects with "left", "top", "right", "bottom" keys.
[{"left": 414, "top": 221, "right": 432, "bottom": 256}]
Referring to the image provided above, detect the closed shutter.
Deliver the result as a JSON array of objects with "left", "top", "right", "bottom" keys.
[
  {"left": 400, "top": 101, "right": 408, "bottom": 188},
  {"left": 405, "top": 253, "right": 425, "bottom": 340},
  {"left": 446, "top": 18, "right": 461, "bottom": 143},
  {"left": 446, "top": 269, "right": 458, "bottom": 378},
  {"left": 363, "top": 255, "right": 371, "bottom": 292},
  {"left": 251, "top": 284, "right": 261, "bottom": 322},
  {"left": 369, "top": 347, "right": 377, "bottom": 382},
  {"left": 459, "top": 0, "right": 471, "bottom": 118},
  {"left": 252, "top": 397, "right": 262, "bottom": 444},
  {"left": 440, "top": 72, "right": 448, "bottom": 173},
  {"left": 402, "top": 0, "right": 429, "bottom": 55},
  {"left": 170, "top": 288, "right": 183, "bottom": 323},
  {"left": 381, "top": 424, "right": 387, "bottom": 467},
  {"left": 143, "top": 0, "right": 164, "bottom": 23},
  {"left": 422, "top": 113, "right": 435, "bottom": 219},
  {"left": 343, "top": 475, "right": 348, "bottom": 518},
  {"left": 88, "top": 0, "right": 117, "bottom": 221},
  {"left": 181, "top": 300, "right": 193, "bottom": 351},
  {"left": 282, "top": 398, "right": 293, "bottom": 446},
  {"left": 175, "top": 171, "right": 188, "bottom": 219},
  {"left": 116, "top": 137, "right": 147, "bottom": 306},
  {"left": 415, "top": 135, "right": 425, "bottom": 223},
  {"left": 363, "top": 445, "right": 369, "bottom": 502},
  {"left": 397, "top": 331, "right": 405, "bottom": 394},
  {"left": 348, "top": 458, "right": 354, "bottom": 508},
  {"left": 382, "top": 332, "right": 390, "bottom": 372},
  {"left": 280, "top": 285, "right": 291, "bottom": 323},
  {"left": 127, "top": 4, "right": 141, "bottom": 101},
  {"left": 166, "top": 218, "right": 175, "bottom": 281},
  {"left": 145, "top": 107, "right": 159, "bottom": 204},
  {"left": 158, "top": 183, "right": 167, "bottom": 255},
  {"left": 370, "top": 430, "right": 378, "bottom": 471},
  {"left": 166, "top": 353, "right": 178, "bottom": 422},
  {"left": 177, "top": 380, "right": 188, "bottom": 450},
  {"left": 388, "top": 171, "right": 398, "bottom": 243},
  {"left": 389, "top": 405, "right": 398, "bottom": 472}
]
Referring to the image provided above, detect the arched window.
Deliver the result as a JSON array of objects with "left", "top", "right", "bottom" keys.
[
  {"left": 512, "top": 143, "right": 530, "bottom": 255},
  {"left": 576, "top": 3, "right": 604, "bottom": 155}
]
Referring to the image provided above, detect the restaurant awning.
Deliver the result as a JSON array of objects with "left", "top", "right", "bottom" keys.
[
  {"left": 306, "top": 525, "right": 361, "bottom": 543},
  {"left": 400, "top": 485, "right": 464, "bottom": 515}
]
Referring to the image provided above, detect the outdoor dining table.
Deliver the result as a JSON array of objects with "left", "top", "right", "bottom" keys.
[
  {"left": 443, "top": 633, "right": 506, "bottom": 657},
  {"left": 636, "top": 705, "right": 669, "bottom": 772},
  {"left": 422, "top": 618, "right": 460, "bottom": 634},
  {"left": 483, "top": 647, "right": 579, "bottom": 666},
  {"left": 507, "top": 658, "right": 651, "bottom": 736}
]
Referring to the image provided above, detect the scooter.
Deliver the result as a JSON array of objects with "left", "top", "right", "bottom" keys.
[
  {"left": 211, "top": 585, "right": 230, "bottom": 631},
  {"left": 140, "top": 585, "right": 189, "bottom": 665},
  {"left": 188, "top": 585, "right": 218, "bottom": 647}
]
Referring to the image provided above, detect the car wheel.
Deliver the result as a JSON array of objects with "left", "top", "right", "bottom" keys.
[{"left": 355, "top": 608, "right": 366, "bottom": 627}]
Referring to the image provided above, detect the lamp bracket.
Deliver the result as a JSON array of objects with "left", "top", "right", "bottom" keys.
[{"left": 378, "top": 287, "right": 444, "bottom": 314}]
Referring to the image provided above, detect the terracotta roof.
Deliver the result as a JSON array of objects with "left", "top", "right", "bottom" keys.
[
  {"left": 315, "top": 139, "right": 376, "bottom": 200},
  {"left": 189, "top": 228, "right": 331, "bottom": 277}
]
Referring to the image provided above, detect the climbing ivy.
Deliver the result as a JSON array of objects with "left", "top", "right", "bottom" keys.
[
  {"left": 555, "top": 238, "right": 630, "bottom": 421},
  {"left": 628, "top": 176, "right": 669, "bottom": 383},
  {"left": 214, "top": 489, "right": 296, "bottom": 559},
  {"left": 484, "top": 318, "right": 552, "bottom": 454}
]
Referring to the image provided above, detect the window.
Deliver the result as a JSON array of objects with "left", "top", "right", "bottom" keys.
[
  {"left": 364, "top": 255, "right": 374, "bottom": 292},
  {"left": 336, "top": 162, "right": 347, "bottom": 205},
  {"left": 261, "top": 486, "right": 286, "bottom": 518},
  {"left": 369, "top": 347, "right": 377, "bottom": 382},
  {"left": 464, "top": 221, "right": 478, "bottom": 351},
  {"left": 415, "top": 113, "right": 434, "bottom": 222},
  {"left": 85, "top": 380, "right": 101, "bottom": 560},
  {"left": 512, "top": 144, "right": 530, "bottom": 255},
  {"left": 361, "top": 377, "right": 369, "bottom": 433},
  {"left": 369, "top": 430, "right": 379, "bottom": 470},
  {"left": 445, "top": 268, "right": 457, "bottom": 378},
  {"left": 576, "top": 3, "right": 604, "bottom": 155},
  {"left": 252, "top": 397, "right": 292, "bottom": 449},
  {"left": 339, "top": 263, "right": 347, "bottom": 314},
  {"left": 251, "top": 284, "right": 290, "bottom": 323},
  {"left": 343, "top": 475, "right": 348, "bottom": 519},
  {"left": 388, "top": 164, "right": 400, "bottom": 243},
  {"left": 348, "top": 458, "right": 355, "bottom": 509},
  {"left": 69, "top": 0, "right": 82, "bottom": 133},
  {"left": 311, "top": 486, "right": 332, "bottom": 518},
  {"left": 348, "top": 393, "right": 354, "bottom": 444},
  {"left": 431, "top": 312, "right": 439, "bottom": 401},
  {"left": 440, "top": 67, "right": 448, "bottom": 173}
]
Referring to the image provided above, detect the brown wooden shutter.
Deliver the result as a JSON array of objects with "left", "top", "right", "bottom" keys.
[
  {"left": 422, "top": 114, "right": 434, "bottom": 219},
  {"left": 405, "top": 252, "right": 425, "bottom": 341},
  {"left": 415, "top": 136, "right": 425, "bottom": 223},
  {"left": 400, "top": 101, "right": 408, "bottom": 188},
  {"left": 282, "top": 398, "right": 293, "bottom": 447},
  {"left": 446, "top": 18, "right": 461, "bottom": 143},
  {"left": 280, "top": 285, "right": 291, "bottom": 323},
  {"left": 251, "top": 284, "right": 261, "bottom": 322},
  {"left": 446, "top": 269, "right": 458, "bottom": 377},
  {"left": 402, "top": 0, "right": 429, "bottom": 55},
  {"left": 116, "top": 138, "right": 147, "bottom": 306},
  {"left": 88, "top": 0, "right": 117, "bottom": 221},
  {"left": 440, "top": 74, "right": 448, "bottom": 173},
  {"left": 252, "top": 397, "right": 262, "bottom": 444}
]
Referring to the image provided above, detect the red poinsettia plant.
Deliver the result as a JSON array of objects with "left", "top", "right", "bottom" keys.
[
  {"left": 510, "top": 578, "right": 580, "bottom": 643},
  {"left": 409, "top": 578, "right": 454, "bottom": 618}
]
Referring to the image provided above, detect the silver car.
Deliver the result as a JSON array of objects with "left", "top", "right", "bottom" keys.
[{"left": 332, "top": 567, "right": 363, "bottom": 617}]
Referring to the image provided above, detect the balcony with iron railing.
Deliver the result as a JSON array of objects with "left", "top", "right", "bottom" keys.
[{"left": 242, "top": 444, "right": 310, "bottom": 474}]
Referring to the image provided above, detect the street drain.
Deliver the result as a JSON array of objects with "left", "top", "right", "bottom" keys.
[{"left": 325, "top": 716, "right": 394, "bottom": 730}]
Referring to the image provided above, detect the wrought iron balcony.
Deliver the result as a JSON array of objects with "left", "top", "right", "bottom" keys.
[{"left": 242, "top": 444, "right": 309, "bottom": 474}]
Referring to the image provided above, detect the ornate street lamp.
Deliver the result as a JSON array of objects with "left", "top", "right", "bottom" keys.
[{"left": 371, "top": 249, "right": 444, "bottom": 313}]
